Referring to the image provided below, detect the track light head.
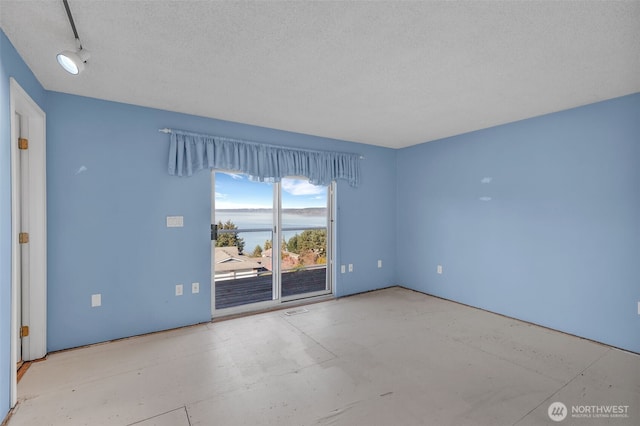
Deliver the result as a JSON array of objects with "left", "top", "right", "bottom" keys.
[{"left": 56, "top": 48, "right": 90, "bottom": 75}]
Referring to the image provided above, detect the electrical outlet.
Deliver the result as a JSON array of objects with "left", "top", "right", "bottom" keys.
[
  {"left": 176, "top": 284, "right": 183, "bottom": 296},
  {"left": 341, "top": 265, "right": 346, "bottom": 274},
  {"left": 91, "top": 294, "right": 101, "bottom": 307},
  {"left": 349, "top": 264, "right": 353, "bottom": 272},
  {"left": 378, "top": 260, "right": 382, "bottom": 268},
  {"left": 192, "top": 282, "right": 199, "bottom": 294},
  {"left": 437, "top": 265, "right": 443, "bottom": 274}
]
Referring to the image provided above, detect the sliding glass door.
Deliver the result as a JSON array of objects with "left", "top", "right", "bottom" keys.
[
  {"left": 212, "top": 172, "right": 275, "bottom": 310},
  {"left": 212, "top": 172, "right": 333, "bottom": 315},
  {"left": 280, "top": 178, "right": 330, "bottom": 300}
]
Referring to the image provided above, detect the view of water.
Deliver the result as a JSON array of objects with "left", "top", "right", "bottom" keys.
[{"left": 215, "top": 210, "right": 327, "bottom": 255}]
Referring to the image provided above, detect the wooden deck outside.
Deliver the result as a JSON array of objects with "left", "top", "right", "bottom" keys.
[{"left": 215, "top": 267, "right": 327, "bottom": 309}]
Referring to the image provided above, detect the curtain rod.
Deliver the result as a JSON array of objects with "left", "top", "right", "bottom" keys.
[{"left": 158, "top": 128, "right": 365, "bottom": 159}]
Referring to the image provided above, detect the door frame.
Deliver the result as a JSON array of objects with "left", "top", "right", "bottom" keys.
[
  {"left": 210, "top": 171, "right": 336, "bottom": 318},
  {"left": 10, "top": 78, "right": 47, "bottom": 407}
]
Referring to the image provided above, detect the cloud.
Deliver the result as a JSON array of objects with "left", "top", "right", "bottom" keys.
[
  {"left": 222, "top": 172, "right": 243, "bottom": 180},
  {"left": 281, "top": 179, "right": 324, "bottom": 196},
  {"left": 481, "top": 177, "right": 493, "bottom": 184},
  {"left": 215, "top": 192, "right": 227, "bottom": 199}
]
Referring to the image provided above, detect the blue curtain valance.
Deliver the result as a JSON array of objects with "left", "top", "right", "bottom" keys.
[{"left": 167, "top": 129, "right": 361, "bottom": 187}]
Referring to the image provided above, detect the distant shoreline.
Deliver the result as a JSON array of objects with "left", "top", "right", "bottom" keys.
[{"left": 217, "top": 208, "right": 326, "bottom": 216}]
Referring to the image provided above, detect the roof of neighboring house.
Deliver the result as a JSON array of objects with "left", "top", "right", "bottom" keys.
[
  {"left": 261, "top": 248, "right": 299, "bottom": 259},
  {"left": 214, "top": 246, "right": 265, "bottom": 273},
  {"left": 261, "top": 248, "right": 300, "bottom": 271}
]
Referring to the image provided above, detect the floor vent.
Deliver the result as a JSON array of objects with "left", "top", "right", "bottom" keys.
[{"left": 284, "top": 308, "right": 309, "bottom": 316}]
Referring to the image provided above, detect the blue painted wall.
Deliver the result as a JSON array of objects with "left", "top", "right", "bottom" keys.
[
  {"left": 396, "top": 94, "right": 640, "bottom": 353},
  {"left": 46, "top": 92, "right": 397, "bottom": 351},
  {"left": 0, "top": 29, "right": 46, "bottom": 421},
  {"left": 3, "top": 21, "right": 639, "bottom": 423}
]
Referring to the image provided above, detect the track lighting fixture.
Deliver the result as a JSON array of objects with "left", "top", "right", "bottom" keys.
[
  {"left": 57, "top": 0, "right": 89, "bottom": 75},
  {"left": 57, "top": 42, "right": 89, "bottom": 75}
]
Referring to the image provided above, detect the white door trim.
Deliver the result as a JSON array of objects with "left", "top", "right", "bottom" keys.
[{"left": 10, "top": 78, "right": 47, "bottom": 407}]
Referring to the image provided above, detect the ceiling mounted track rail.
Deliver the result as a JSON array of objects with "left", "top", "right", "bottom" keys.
[{"left": 62, "top": 0, "right": 81, "bottom": 47}]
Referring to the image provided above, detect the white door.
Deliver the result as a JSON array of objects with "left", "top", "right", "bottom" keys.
[
  {"left": 16, "top": 112, "right": 31, "bottom": 368},
  {"left": 14, "top": 112, "right": 24, "bottom": 369},
  {"left": 10, "top": 78, "right": 47, "bottom": 408}
]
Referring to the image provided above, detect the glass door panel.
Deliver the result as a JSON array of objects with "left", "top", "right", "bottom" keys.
[
  {"left": 280, "top": 178, "right": 329, "bottom": 299},
  {"left": 213, "top": 172, "right": 275, "bottom": 310}
]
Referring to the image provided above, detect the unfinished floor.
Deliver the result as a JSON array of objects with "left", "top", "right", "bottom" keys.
[{"left": 7, "top": 287, "right": 640, "bottom": 425}]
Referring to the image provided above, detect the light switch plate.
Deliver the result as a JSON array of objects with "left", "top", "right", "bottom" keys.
[
  {"left": 91, "top": 294, "right": 101, "bottom": 307},
  {"left": 437, "top": 265, "right": 443, "bottom": 274},
  {"left": 192, "top": 282, "right": 199, "bottom": 294},
  {"left": 166, "top": 216, "right": 184, "bottom": 227},
  {"left": 176, "top": 284, "right": 183, "bottom": 296}
]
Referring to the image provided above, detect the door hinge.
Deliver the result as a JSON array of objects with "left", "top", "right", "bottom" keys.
[
  {"left": 19, "top": 232, "right": 29, "bottom": 244},
  {"left": 20, "top": 326, "right": 29, "bottom": 338},
  {"left": 18, "top": 138, "right": 28, "bottom": 150}
]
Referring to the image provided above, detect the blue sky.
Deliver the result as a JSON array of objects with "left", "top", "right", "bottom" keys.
[{"left": 214, "top": 172, "right": 327, "bottom": 209}]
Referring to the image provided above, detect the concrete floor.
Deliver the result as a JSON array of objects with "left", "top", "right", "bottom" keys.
[{"left": 7, "top": 287, "right": 639, "bottom": 425}]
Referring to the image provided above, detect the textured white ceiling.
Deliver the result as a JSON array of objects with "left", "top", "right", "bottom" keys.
[{"left": 1, "top": 1, "right": 639, "bottom": 148}]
